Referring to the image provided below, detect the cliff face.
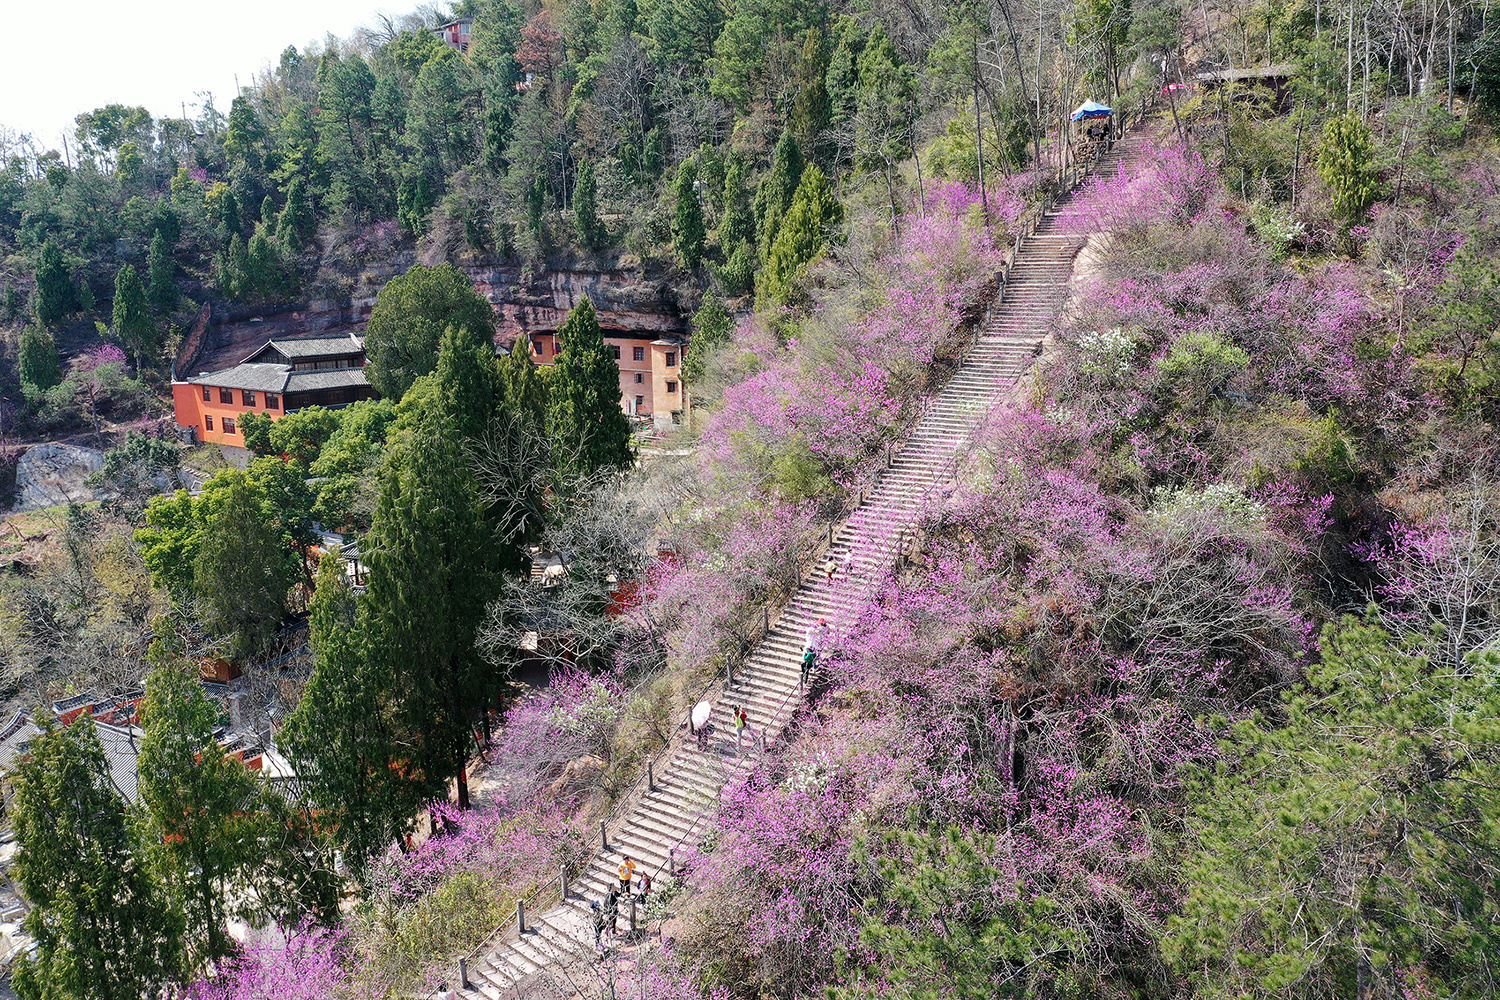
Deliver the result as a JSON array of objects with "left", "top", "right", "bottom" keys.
[{"left": 185, "top": 264, "right": 690, "bottom": 377}]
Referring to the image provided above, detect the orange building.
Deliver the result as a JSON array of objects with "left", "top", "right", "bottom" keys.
[
  {"left": 523, "top": 330, "right": 688, "bottom": 430},
  {"left": 172, "top": 334, "right": 377, "bottom": 446}
]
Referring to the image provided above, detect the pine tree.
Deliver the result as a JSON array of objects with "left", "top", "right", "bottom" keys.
[
  {"left": 548, "top": 297, "right": 634, "bottom": 478},
  {"left": 715, "top": 238, "right": 755, "bottom": 296},
  {"left": 111, "top": 264, "right": 155, "bottom": 368},
  {"left": 684, "top": 291, "right": 732, "bottom": 384},
  {"left": 761, "top": 164, "right": 842, "bottom": 307},
  {"left": 17, "top": 324, "right": 62, "bottom": 390},
  {"left": 147, "top": 230, "right": 176, "bottom": 311},
  {"left": 281, "top": 554, "right": 426, "bottom": 876},
  {"left": 435, "top": 323, "right": 502, "bottom": 442},
  {"left": 672, "top": 160, "right": 706, "bottom": 270},
  {"left": 363, "top": 263, "right": 497, "bottom": 400},
  {"left": 32, "top": 239, "right": 78, "bottom": 327},
  {"left": 754, "top": 133, "right": 804, "bottom": 264},
  {"left": 137, "top": 629, "right": 265, "bottom": 969},
  {"left": 574, "top": 159, "right": 607, "bottom": 252},
  {"left": 11, "top": 720, "right": 182, "bottom": 1000}
]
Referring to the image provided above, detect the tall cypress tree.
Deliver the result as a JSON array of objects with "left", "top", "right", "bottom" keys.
[
  {"left": 147, "top": 231, "right": 176, "bottom": 311},
  {"left": 11, "top": 720, "right": 182, "bottom": 1000},
  {"left": 18, "top": 324, "right": 62, "bottom": 390},
  {"left": 754, "top": 133, "right": 805, "bottom": 264},
  {"left": 111, "top": 264, "right": 155, "bottom": 368},
  {"left": 362, "top": 390, "right": 502, "bottom": 810},
  {"left": 574, "top": 159, "right": 606, "bottom": 252},
  {"left": 137, "top": 630, "right": 264, "bottom": 969},
  {"left": 32, "top": 239, "right": 78, "bottom": 327},
  {"left": 281, "top": 554, "right": 425, "bottom": 876},
  {"left": 548, "top": 297, "right": 634, "bottom": 478},
  {"left": 761, "top": 164, "right": 842, "bottom": 307},
  {"left": 672, "top": 160, "right": 706, "bottom": 270}
]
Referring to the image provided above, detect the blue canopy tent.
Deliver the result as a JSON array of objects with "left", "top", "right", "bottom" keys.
[{"left": 1070, "top": 100, "right": 1113, "bottom": 121}]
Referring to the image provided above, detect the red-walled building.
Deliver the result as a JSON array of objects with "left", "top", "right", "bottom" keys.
[
  {"left": 172, "top": 334, "right": 377, "bottom": 446},
  {"left": 524, "top": 329, "right": 688, "bottom": 430}
]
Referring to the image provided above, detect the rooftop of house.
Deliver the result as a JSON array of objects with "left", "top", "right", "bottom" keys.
[
  {"left": 1195, "top": 63, "right": 1297, "bottom": 83},
  {"left": 179, "top": 334, "right": 368, "bottom": 391},
  {"left": 245, "top": 333, "right": 364, "bottom": 362}
]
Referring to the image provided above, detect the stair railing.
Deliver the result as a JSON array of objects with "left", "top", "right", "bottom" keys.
[{"left": 432, "top": 114, "right": 1166, "bottom": 995}]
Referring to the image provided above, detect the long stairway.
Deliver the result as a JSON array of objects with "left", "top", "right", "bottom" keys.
[{"left": 456, "top": 127, "right": 1159, "bottom": 998}]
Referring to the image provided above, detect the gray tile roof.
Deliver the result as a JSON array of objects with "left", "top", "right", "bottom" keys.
[
  {"left": 248, "top": 334, "right": 363, "bottom": 361},
  {"left": 187, "top": 363, "right": 292, "bottom": 392},
  {"left": 285, "top": 368, "right": 372, "bottom": 392},
  {"left": 0, "top": 712, "right": 40, "bottom": 772},
  {"left": 95, "top": 722, "right": 144, "bottom": 804}
]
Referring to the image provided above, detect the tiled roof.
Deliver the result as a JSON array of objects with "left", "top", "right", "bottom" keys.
[
  {"left": 0, "top": 711, "right": 40, "bottom": 771},
  {"left": 248, "top": 334, "right": 364, "bottom": 361},
  {"left": 187, "top": 363, "right": 292, "bottom": 392},
  {"left": 95, "top": 722, "right": 144, "bottom": 804},
  {"left": 51, "top": 692, "right": 94, "bottom": 716},
  {"left": 284, "top": 368, "right": 371, "bottom": 392}
]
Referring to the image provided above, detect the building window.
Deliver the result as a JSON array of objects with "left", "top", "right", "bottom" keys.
[
  {"left": 204, "top": 415, "right": 213, "bottom": 431},
  {"left": 552, "top": 341, "right": 560, "bottom": 355},
  {"left": 532, "top": 339, "right": 542, "bottom": 355},
  {"left": 222, "top": 417, "right": 237, "bottom": 435},
  {"left": 611, "top": 345, "right": 621, "bottom": 360},
  {"left": 671, "top": 410, "right": 683, "bottom": 425},
  {"left": 635, "top": 394, "right": 644, "bottom": 407},
  {"left": 633, "top": 347, "right": 645, "bottom": 362},
  {"left": 265, "top": 393, "right": 280, "bottom": 410},
  {"left": 201, "top": 385, "right": 210, "bottom": 402},
  {"left": 634, "top": 372, "right": 644, "bottom": 384},
  {"left": 219, "top": 387, "right": 234, "bottom": 403},
  {"left": 242, "top": 390, "right": 256, "bottom": 406},
  {"left": 666, "top": 380, "right": 677, "bottom": 393},
  {"left": 666, "top": 351, "right": 677, "bottom": 367}
]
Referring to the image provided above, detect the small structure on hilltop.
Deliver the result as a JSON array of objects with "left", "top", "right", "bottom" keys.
[{"left": 1194, "top": 63, "right": 1298, "bottom": 111}]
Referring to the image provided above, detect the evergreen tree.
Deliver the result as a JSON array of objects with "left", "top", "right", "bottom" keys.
[
  {"left": 548, "top": 297, "right": 634, "bottom": 478},
  {"left": 672, "top": 160, "right": 707, "bottom": 270},
  {"left": 1317, "top": 114, "right": 1379, "bottom": 228},
  {"left": 716, "top": 238, "right": 756, "bottom": 296},
  {"left": 137, "top": 629, "right": 265, "bottom": 969},
  {"left": 754, "top": 133, "right": 805, "bottom": 264},
  {"left": 790, "top": 27, "right": 831, "bottom": 163},
  {"left": 435, "top": 323, "right": 503, "bottom": 442},
  {"left": 192, "top": 469, "right": 298, "bottom": 657},
  {"left": 574, "top": 159, "right": 606, "bottom": 252},
  {"left": 684, "top": 291, "right": 732, "bottom": 384},
  {"left": 526, "top": 170, "right": 548, "bottom": 245},
  {"left": 111, "top": 264, "right": 155, "bottom": 368},
  {"left": 17, "top": 324, "right": 62, "bottom": 390},
  {"left": 147, "top": 230, "right": 176, "bottom": 311},
  {"left": 363, "top": 263, "right": 497, "bottom": 400},
  {"left": 717, "top": 152, "right": 755, "bottom": 249},
  {"left": 281, "top": 554, "right": 426, "bottom": 877},
  {"left": 497, "top": 333, "right": 549, "bottom": 420},
  {"left": 224, "top": 96, "right": 267, "bottom": 173},
  {"left": 32, "top": 239, "right": 78, "bottom": 327},
  {"left": 1168, "top": 618, "right": 1500, "bottom": 996},
  {"left": 761, "top": 164, "right": 842, "bottom": 306},
  {"left": 363, "top": 392, "right": 502, "bottom": 810},
  {"left": 246, "top": 225, "right": 290, "bottom": 301},
  {"left": 11, "top": 720, "right": 182, "bottom": 1000},
  {"left": 218, "top": 188, "right": 242, "bottom": 244},
  {"left": 277, "top": 177, "right": 314, "bottom": 248},
  {"left": 217, "top": 233, "right": 249, "bottom": 299}
]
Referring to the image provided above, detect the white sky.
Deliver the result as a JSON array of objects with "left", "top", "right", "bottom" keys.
[{"left": 0, "top": 0, "right": 409, "bottom": 152}]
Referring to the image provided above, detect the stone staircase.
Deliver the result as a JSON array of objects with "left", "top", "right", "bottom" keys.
[{"left": 451, "top": 127, "right": 1160, "bottom": 998}]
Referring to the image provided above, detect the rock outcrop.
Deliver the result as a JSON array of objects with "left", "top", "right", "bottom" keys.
[{"left": 13, "top": 443, "right": 105, "bottom": 512}]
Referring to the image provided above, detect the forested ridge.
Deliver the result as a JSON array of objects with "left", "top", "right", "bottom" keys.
[{"left": 3, "top": 0, "right": 1500, "bottom": 998}]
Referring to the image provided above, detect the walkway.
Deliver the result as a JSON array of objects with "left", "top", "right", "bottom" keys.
[{"left": 456, "top": 127, "right": 1159, "bottom": 997}]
